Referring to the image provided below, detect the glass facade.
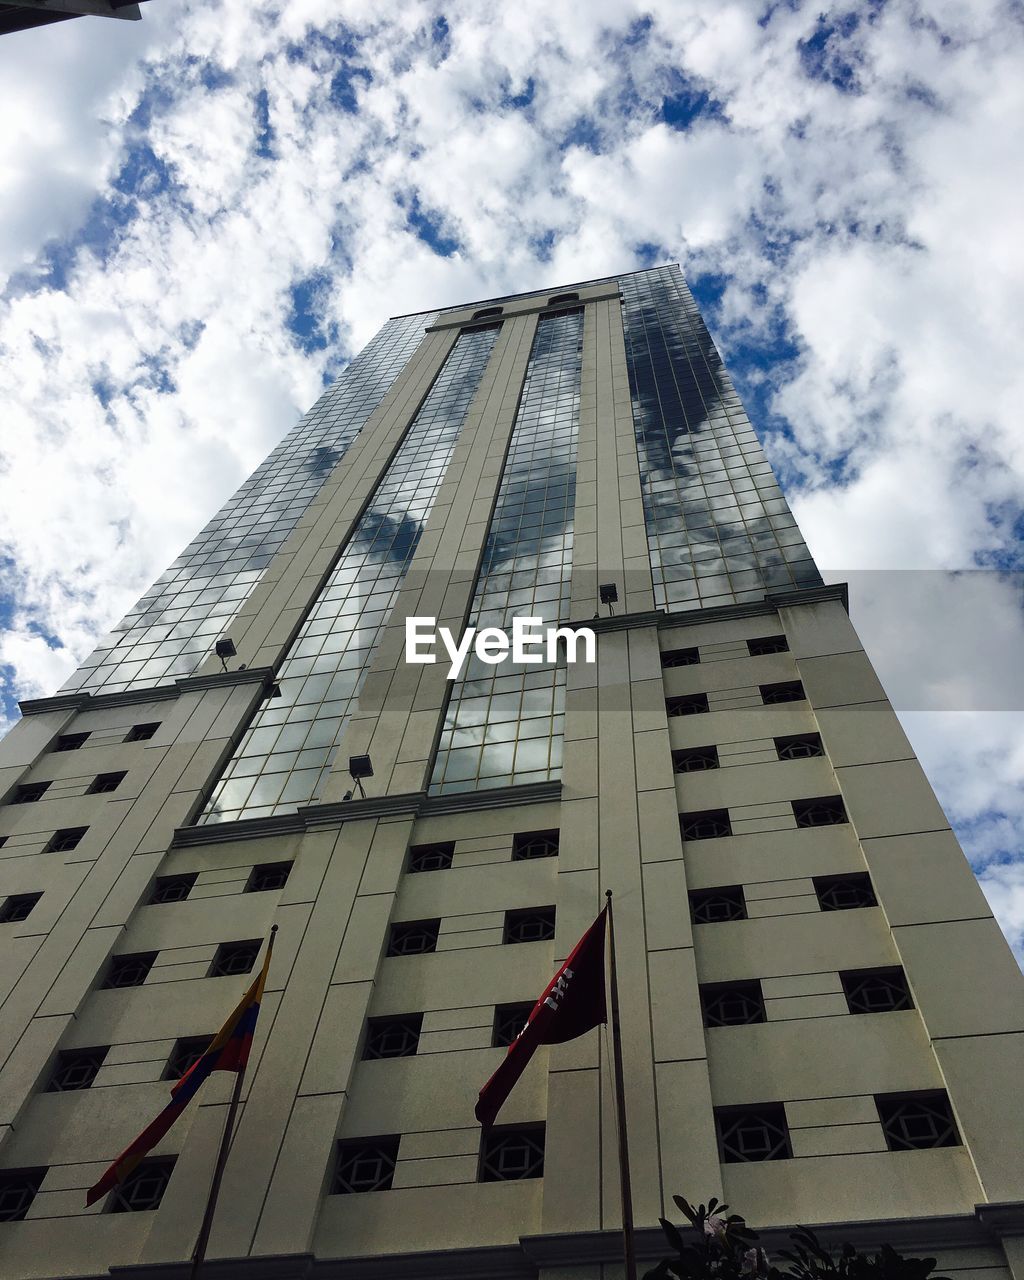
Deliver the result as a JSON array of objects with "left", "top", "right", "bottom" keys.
[
  {"left": 429, "top": 308, "right": 583, "bottom": 794},
  {"left": 201, "top": 322, "right": 499, "bottom": 824},
  {"left": 619, "top": 266, "right": 820, "bottom": 611},
  {"left": 63, "top": 313, "right": 435, "bottom": 695}
]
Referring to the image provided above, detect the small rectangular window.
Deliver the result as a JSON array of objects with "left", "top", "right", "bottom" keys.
[
  {"left": 700, "top": 981, "right": 765, "bottom": 1027},
  {"left": 840, "top": 967, "right": 913, "bottom": 1014},
  {"left": 46, "top": 826, "right": 88, "bottom": 853},
  {"left": 408, "top": 842, "right": 454, "bottom": 872},
  {"left": 163, "top": 1036, "right": 214, "bottom": 1080},
  {"left": 760, "top": 681, "right": 805, "bottom": 704},
  {"left": 102, "top": 952, "right": 157, "bottom": 989},
  {"left": 106, "top": 1158, "right": 176, "bottom": 1212},
  {"left": 0, "top": 892, "right": 42, "bottom": 924},
  {"left": 876, "top": 1092, "right": 960, "bottom": 1150},
  {"left": 666, "top": 692, "right": 710, "bottom": 716},
  {"left": 386, "top": 919, "right": 440, "bottom": 956},
  {"left": 793, "top": 796, "right": 847, "bottom": 827},
  {"left": 747, "top": 635, "right": 789, "bottom": 656},
  {"left": 148, "top": 874, "right": 198, "bottom": 905},
  {"left": 511, "top": 830, "right": 559, "bottom": 860},
  {"left": 208, "top": 940, "right": 261, "bottom": 977},
  {"left": 680, "top": 809, "right": 732, "bottom": 840},
  {"left": 689, "top": 886, "right": 747, "bottom": 924},
  {"left": 672, "top": 745, "right": 719, "bottom": 773},
  {"left": 124, "top": 723, "right": 160, "bottom": 742},
  {"left": 53, "top": 733, "right": 89, "bottom": 752},
  {"left": 331, "top": 1136, "right": 400, "bottom": 1194},
  {"left": 479, "top": 1125, "right": 545, "bottom": 1181},
  {"left": 492, "top": 1002, "right": 534, "bottom": 1047},
  {"left": 0, "top": 1168, "right": 46, "bottom": 1222},
  {"left": 362, "top": 1014, "right": 423, "bottom": 1059},
  {"left": 661, "top": 646, "right": 700, "bottom": 668},
  {"left": 813, "top": 873, "right": 876, "bottom": 911},
  {"left": 503, "top": 907, "right": 555, "bottom": 944},
  {"left": 47, "top": 1046, "right": 109, "bottom": 1092},
  {"left": 11, "top": 782, "right": 49, "bottom": 804},
  {"left": 245, "top": 862, "right": 292, "bottom": 892},
  {"left": 775, "top": 733, "right": 824, "bottom": 760},
  {"left": 88, "top": 771, "right": 126, "bottom": 795},
  {"left": 715, "top": 1104, "right": 791, "bottom": 1162}
]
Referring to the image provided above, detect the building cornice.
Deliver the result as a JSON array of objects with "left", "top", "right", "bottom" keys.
[{"left": 19, "top": 667, "right": 277, "bottom": 718}]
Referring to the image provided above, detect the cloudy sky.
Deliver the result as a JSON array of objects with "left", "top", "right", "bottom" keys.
[{"left": 0, "top": 0, "right": 1021, "bottom": 958}]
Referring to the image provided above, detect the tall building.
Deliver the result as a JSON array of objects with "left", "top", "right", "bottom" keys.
[{"left": 1, "top": 264, "right": 1022, "bottom": 1280}]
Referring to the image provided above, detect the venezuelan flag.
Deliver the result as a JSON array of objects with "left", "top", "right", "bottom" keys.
[{"left": 86, "top": 929, "right": 275, "bottom": 1207}]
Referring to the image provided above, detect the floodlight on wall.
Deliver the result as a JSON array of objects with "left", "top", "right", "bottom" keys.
[
  {"left": 215, "top": 637, "right": 237, "bottom": 672},
  {"left": 599, "top": 583, "right": 618, "bottom": 615},
  {"left": 348, "top": 754, "right": 374, "bottom": 799}
]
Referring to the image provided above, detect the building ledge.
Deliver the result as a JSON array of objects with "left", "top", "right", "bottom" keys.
[{"left": 19, "top": 667, "right": 276, "bottom": 717}]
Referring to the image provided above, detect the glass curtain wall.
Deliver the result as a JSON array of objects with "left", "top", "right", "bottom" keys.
[
  {"left": 65, "top": 313, "right": 435, "bottom": 695},
  {"left": 201, "top": 322, "right": 500, "bottom": 824},
  {"left": 429, "top": 308, "right": 583, "bottom": 794},
  {"left": 619, "top": 266, "right": 820, "bottom": 611}
]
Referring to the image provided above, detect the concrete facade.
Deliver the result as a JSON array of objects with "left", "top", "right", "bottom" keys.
[{"left": 1, "top": 268, "right": 1022, "bottom": 1280}]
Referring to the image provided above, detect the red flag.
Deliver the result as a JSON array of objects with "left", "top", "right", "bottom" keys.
[{"left": 476, "top": 905, "right": 607, "bottom": 1127}]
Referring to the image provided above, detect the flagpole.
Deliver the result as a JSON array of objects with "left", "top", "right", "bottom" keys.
[
  {"left": 604, "top": 891, "right": 638, "bottom": 1280},
  {"left": 189, "top": 925, "right": 276, "bottom": 1280}
]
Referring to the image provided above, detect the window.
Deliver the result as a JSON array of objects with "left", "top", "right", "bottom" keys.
[
  {"left": 11, "top": 781, "right": 49, "bottom": 804},
  {"left": 331, "top": 1136, "right": 400, "bottom": 1193},
  {"left": 479, "top": 1125, "right": 545, "bottom": 1181},
  {"left": 107, "top": 1158, "right": 175, "bottom": 1212},
  {"left": 88, "top": 771, "right": 126, "bottom": 795},
  {"left": 813, "top": 873, "right": 876, "bottom": 911},
  {"left": 471, "top": 306, "right": 503, "bottom": 320},
  {"left": 0, "top": 1168, "right": 46, "bottom": 1222},
  {"left": 760, "top": 681, "right": 805, "bottom": 704},
  {"left": 0, "top": 892, "right": 42, "bottom": 924},
  {"left": 700, "top": 982, "right": 765, "bottom": 1027},
  {"left": 53, "top": 732, "right": 89, "bottom": 752},
  {"left": 102, "top": 952, "right": 157, "bottom": 989},
  {"left": 512, "top": 829, "right": 559, "bottom": 860},
  {"left": 363, "top": 1014, "right": 423, "bottom": 1060},
  {"left": 47, "top": 1046, "right": 109, "bottom": 1092},
  {"left": 690, "top": 886, "right": 747, "bottom": 924},
  {"left": 748, "top": 635, "right": 789, "bottom": 656},
  {"left": 666, "top": 692, "right": 709, "bottom": 716},
  {"left": 163, "top": 1036, "right": 213, "bottom": 1080},
  {"left": 504, "top": 907, "right": 555, "bottom": 944},
  {"left": 148, "top": 874, "right": 197, "bottom": 905},
  {"left": 386, "top": 919, "right": 440, "bottom": 956},
  {"left": 492, "top": 1002, "right": 534, "bottom": 1047},
  {"left": 408, "top": 842, "right": 455, "bottom": 872},
  {"left": 208, "top": 939, "right": 261, "bottom": 977},
  {"left": 775, "top": 733, "right": 824, "bottom": 761},
  {"left": 672, "top": 746, "right": 719, "bottom": 773},
  {"left": 876, "top": 1092, "right": 960, "bottom": 1151},
  {"left": 548, "top": 292, "right": 579, "bottom": 305},
  {"left": 46, "top": 826, "right": 88, "bottom": 853},
  {"left": 245, "top": 862, "right": 292, "bottom": 892},
  {"left": 793, "top": 796, "right": 847, "bottom": 827},
  {"left": 841, "top": 968, "right": 913, "bottom": 1015},
  {"left": 716, "top": 1105, "right": 791, "bottom": 1162},
  {"left": 661, "top": 646, "right": 700, "bottom": 668},
  {"left": 680, "top": 809, "right": 732, "bottom": 840},
  {"left": 124, "top": 723, "right": 160, "bottom": 742}
]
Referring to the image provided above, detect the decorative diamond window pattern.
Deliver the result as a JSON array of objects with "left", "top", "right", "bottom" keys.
[
  {"left": 701, "top": 982, "right": 766, "bottom": 1027},
  {"left": 814, "top": 874, "right": 877, "bottom": 912},
  {"left": 53, "top": 732, "right": 89, "bottom": 752},
  {"left": 748, "top": 635, "right": 789, "bottom": 656},
  {"left": 164, "top": 1036, "right": 214, "bottom": 1080},
  {"left": 125, "top": 723, "right": 160, "bottom": 742},
  {"left": 88, "top": 771, "right": 126, "bottom": 795},
  {"left": 107, "top": 1158, "right": 176, "bottom": 1212},
  {"left": 479, "top": 1126, "right": 545, "bottom": 1181},
  {"left": 690, "top": 886, "right": 747, "bottom": 924},
  {"left": 363, "top": 1014, "right": 423, "bottom": 1060},
  {"left": 504, "top": 907, "right": 556, "bottom": 944},
  {"left": 0, "top": 1168, "right": 46, "bottom": 1222},
  {"left": 511, "top": 830, "right": 559, "bottom": 860},
  {"left": 331, "top": 1136, "right": 400, "bottom": 1193},
  {"left": 793, "top": 796, "right": 847, "bottom": 827},
  {"left": 841, "top": 968, "right": 913, "bottom": 1015},
  {"left": 102, "top": 952, "right": 157, "bottom": 989},
  {"left": 666, "top": 693, "right": 709, "bottom": 716},
  {"left": 493, "top": 1002, "right": 534, "bottom": 1047},
  {"left": 716, "top": 1105, "right": 792, "bottom": 1163},
  {"left": 47, "top": 1046, "right": 109, "bottom": 1092},
  {"left": 672, "top": 746, "right": 720, "bottom": 773},
  {"left": 661, "top": 647, "right": 700, "bottom": 667},
  {"left": 775, "top": 734, "right": 825, "bottom": 761},
  {"left": 760, "top": 681, "right": 805, "bottom": 704},
  {"left": 148, "top": 874, "right": 197, "bottom": 905},
  {"left": 386, "top": 919, "right": 440, "bottom": 957},
  {"left": 876, "top": 1092, "right": 960, "bottom": 1151},
  {"left": 208, "top": 940, "right": 261, "bottom": 977},
  {"left": 245, "top": 862, "right": 292, "bottom": 893},
  {"left": 408, "top": 842, "right": 455, "bottom": 872},
  {"left": 680, "top": 809, "right": 732, "bottom": 840},
  {"left": 11, "top": 781, "right": 49, "bottom": 804},
  {"left": 46, "top": 826, "right": 88, "bottom": 853},
  {"left": 0, "top": 893, "right": 42, "bottom": 923}
]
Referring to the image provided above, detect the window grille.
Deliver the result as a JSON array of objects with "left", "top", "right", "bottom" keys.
[
  {"left": 53, "top": 733, "right": 89, "bottom": 752},
  {"left": 841, "top": 968, "right": 913, "bottom": 1015},
  {"left": 164, "top": 1036, "right": 214, "bottom": 1080},
  {"left": 148, "top": 874, "right": 197, "bottom": 905},
  {"left": 11, "top": 781, "right": 49, "bottom": 804},
  {"left": 775, "top": 734, "right": 824, "bottom": 760},
  {"left": 666, "top": 692, "right": 709, "bottom": 716},
  {"left": 124, "top": 723, "right": 160, "bottom": 742},
  {"left": 245, "top": 862, "right": 292, "bottom": 892},
  {"left": 46, "top": 826, "right": 88, "bottom": 853},
  {"left": 716, "top": 1105, "right": 791, "bottom": 1162},
  {"left": 479, "top": 1126, "right": 545, "bottom": 1181},
  {"left": 511, "top": 830, "right": 559, "bottom": 860},
  {"left": 876, "top": 1092, "right": 960, "bottom": 1150},
  {"left": 331, "top": 1137, "right": 400, "bottom": 1193},
  {"left": 0, "top": 893, "right": 42, "bottom": 923},
  {"left": 701, "top": 982, "right": 765, "bottom": 1027},
  {"left": 408, "top": 842, "right": 455, "bottom": 872},
  {"left": 690, "top": 886, "right": 747, "bottom": 924},
  {"left": 102, "top": 952, "right": 157, "bottom": 988},
  {"left": 760, "top": 681, "right": 805, "bottom": 704},
  {"left": 504, "top": 907, "right": 555, "bottom": 944},
  {"left": 88, "top": 771, "right": 126, "bottom": 795},
  {"left": 813, "top": 873, "right": 876, "bottom": 911},
  {"left": 363, "top": 1015, "right": 423, "bottom": 1059},
  {"left": 672, "top": 746, "right": 719, "bottom": 773},
  {"left": 47, "top": 1046, "right": 109, "bottom": 1092},
  {"left": 680, "top": 809, "right": 732, "bottom": 840},
  {"left": 661, "top": 646, "right": 700, "bottom": 668},
  {"left": 793, "top": 796, "right": 847, "bottom": 827},
  {"left": 208, "top": 940, "right": 261, "bottom": 977},
  {"left": 386, "top": 919, "right": 440, "bottom": 956},
  {"left": 748, "top": 635, "right": 789, "bottom": 656},
  {"left": 0, "top": 1168, "right": 46, "bottom": 1222},
  {"left": 492, "top": 1003, "right": 534, "bottom": 1047},
  {"left": 107, "top": 1158, "right": 175, "bottom": 1212}
]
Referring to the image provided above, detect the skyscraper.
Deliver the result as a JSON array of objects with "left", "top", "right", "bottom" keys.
[{"left": 1, "top": 265, "right": 1022, "bottom": 1280}]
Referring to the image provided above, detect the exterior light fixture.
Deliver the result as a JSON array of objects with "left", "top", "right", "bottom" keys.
[
  {"left": 348, "top": 754, "right": 374, "bottom": 799},
  {"left": 215, "top": 638, "right": 237, "bottom": 672}
]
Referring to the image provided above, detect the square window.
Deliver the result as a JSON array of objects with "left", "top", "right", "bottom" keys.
[
  {"left": 775, "top": 734, "right": 824, "bottom": 761},
  {"left": 124, "top": 723, "right": 160, "bottom": 743},
  {"left": 163, "top": 1036, "right": 213, "bottom": 1080},
  {"left": 46, "top": 827, "right": 88, "bottom": 853},
  {"left": 148, "top": 874, "right": 198, "bottom": 905},
  {"left": 690, "top": 886, "right": 747, "bottom": 924},
  {"left": 661, "top": 646, "right": 700, "bottom": 668},
  {"left": 11, "top": 782, "right": 49, "bottom": 804},
  {"left": 479, "top": 1125, "right": 545, "bottom": 1181},
  {"left": 503, "top": 907, "right": 555, "bottom": 944},
  {"left": 362, "top": 1014, "right": 423, "bottom": 1059},
  {"left": 492, "top": 1002, "right": 534, "bottom": 1047},
  {"left": 813, "top": 873, "right": 876, "bottom": 911},
  {"left": 107, "top": 1157, "right": 176, "bottom": 1212},
  {"left": 386, "top": 919, "right": 440, "bottom": 956},
  {"left": 700, "top": 981, "right": 765, "bottom": 1027},
  {"left": 0, "top": 892, "right": 42, "bottom": 923},
  {"left": 747, "top": 635, "right": 789, "bottom": 656},
  {"left": 876, "top": 1092, "right": 959, "bottom": 1150},
  {"left": 0, "top": 1168, "right": 46, "bottom": 1222},
  {"left": 245, "top": 862, "right": 292, "bottom": 893},
  {"left": 760, "top": 681, "right": 805, "bottom": 704},
  {"left": 680, "top": 809, "right": 732, "bottom": 840},
  {"left": 208, "top": 939, "right": 261, "bottom": 977},
  {"left": 53, "top": 733, "right": 89, "bottom": 752},
  {"left": 331, "top": 1136, "right": 400, "bottom": 1194},
  {"left": 47, "top": 1046, "right": 109, "bottom": 1092},
  {"left": 88, "top": 771, "right": 126, "bottom": 795},
  {"left": 408, "top": 842, "right": 455, "bottom": 872},
  {"left": 793, "top": 796, "right": 847, "bottom": 827},
  {"left": 666, "top": 693, "right": 710, "bottom": 716},
  {"left": 511, "top": 830, "right": 559, "bottom": 860},
  {"left": 841, "top": 967, "right": 913, "bottom": 1014},
  {"left": 715, "top": 1104, "right": 791, "bottom": 1162},
  {"left": 672, "top": 745, "right": 719, "bottom": 772},
  {"left": 102, "top": 952, "right": 157, "bottom": 988}
]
